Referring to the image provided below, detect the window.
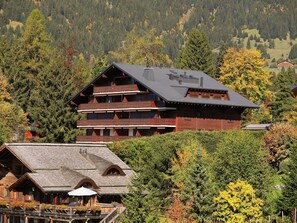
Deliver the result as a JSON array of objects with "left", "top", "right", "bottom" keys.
[{"left": 106, "top": 168, "right": 121, "bottom": 175}]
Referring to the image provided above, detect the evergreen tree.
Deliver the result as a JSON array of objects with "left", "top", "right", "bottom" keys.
[
  {"left": 215, "top": 42, "right": 228, "bottom": 79},
  {"left": 278, "top": 140, "right": 297, "bottom": 215},
  {"left": 0, "top": 36, "right": 29, "bottom": 110},
  {"left": 181, "top": 148, "right": 214, "bottom": 222},
  {"left": 246, "top": 38, "right": 251, "bottom": 49},
  {"left": 18, "top": 9, "right": 52, "bottom": 112},
  {"left": 121, "top": 142, "right": 161, "bottom": 223},
  {"left": 269, "top": 68, "right": 297, "bottom": 122},
  {"left": 289, "top": 44, "right": 297, "bottom": 60},
  {"left": 268, "top": 39, "right": 275, "bottom": 49},
  {"left": 0, "top": 73, "right": 27, "bottom": 144},
  {"left": 28, "top": 52, "right": 80, "bottom": 143},
  {"left": 175, "top": 28, "right": 215, "bottom": 77},
  {"left": 213, "top": 131, "right": 271, "bottom": 198}
]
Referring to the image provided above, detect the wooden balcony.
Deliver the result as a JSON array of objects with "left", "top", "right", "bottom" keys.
[
  {"left": 77, "top": 118, "right": 176, "bottom": 128},
  {"left": 77, "top": 135, "right": 134, "bottom": 143},
  {"left": 77, "top": 101, "right": 175, "bottom": 113},
  {"left": 93, "top": 84, "right": 142, "bottom": 96},
  {"left": 0, "top": 204, "right": 106, "bottom": 222}
]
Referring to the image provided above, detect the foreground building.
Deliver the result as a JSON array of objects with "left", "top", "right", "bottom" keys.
[
  {"left": 68, "top": 63, "right": 257, "bottom": 143},
  {"left": 0, "top": 143, "right": 133, "bottom": 222}
]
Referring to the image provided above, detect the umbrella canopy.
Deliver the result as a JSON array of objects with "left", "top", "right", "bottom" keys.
[{"left": 68, "top": 186, "right": 97, "bottom": 196}]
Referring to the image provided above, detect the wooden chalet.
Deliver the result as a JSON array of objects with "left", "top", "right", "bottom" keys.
[
  {"left": 68, "top": 63, "right": 258, "bottom": 143},
  {"left": 0, "top": 143, "right": 133, "bottom": 222}
]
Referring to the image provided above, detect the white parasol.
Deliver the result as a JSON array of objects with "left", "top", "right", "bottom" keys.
[{"left": 68, "top": 186, "right": 97, "bottom": 196}]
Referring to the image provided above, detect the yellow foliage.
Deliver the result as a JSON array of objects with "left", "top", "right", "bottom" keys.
[
  {"left": 0, "top": 74, "right": 11, "bottom": 102},
  {"left": 213, "top": 180, "right": 263, "bottom": 223},
  {"left": 219, "top": 48, "right": 272, "bottom": 104},
  {"left": 283, "top": 103, "right": 297, "bottom": 125},
  {"left": 109, "top": 28, "right": 172, "bottom": 67}
]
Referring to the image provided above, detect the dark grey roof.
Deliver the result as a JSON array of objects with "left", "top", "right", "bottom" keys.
[
  {"left": 113, "top": 63, "right": 257, "bottom": 108},
  {"left": 3, "top": 143, "right": 133, "bottom": 194},
  {"left": 69, "top": 63, "right": 258, "bottom": 108}
]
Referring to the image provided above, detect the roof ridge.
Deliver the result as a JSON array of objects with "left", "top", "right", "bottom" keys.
[{"left": 4, "top": 143, "right": 107, "bottom": 147}]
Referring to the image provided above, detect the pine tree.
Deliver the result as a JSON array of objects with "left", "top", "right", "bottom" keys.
[
  {"left": 175, "top": 28, "right": 215, "bottom": 77},
  {"left": 28, "top": 52, "right": 80, "bottom": 143},
  {"left": 0, "top": 74, "right": 27, "bottom": 144},
  {"left": 18, "top": 9, "right": 52, "bottom": 112},
  {"left": 289, "top": 44, "right": 297, "bottom": 60},
  {"left": 246, "top": 38, "right": 251, "bottom": 49},
  {"left": 215, "top": 42, "right": 228, "bottom": 79},
  {"left": 269, "top": 68, "right": 297, "bottom": 122},
  {"left": 278, "top": 140, "right": 297, "bottom": 215},
  {"left": 121, "top": 143, "right": 160, "bottom": 223},
  {"left": 181, "top": 148, "right": 214, "bottom": 222}
]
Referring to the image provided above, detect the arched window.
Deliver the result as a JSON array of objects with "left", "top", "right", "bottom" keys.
[
  {"left": 103, "top": 165, "right": 125, "bottom": 176},
  {"left": 106, "top": 168, "right": 121, "bottom": 175}
]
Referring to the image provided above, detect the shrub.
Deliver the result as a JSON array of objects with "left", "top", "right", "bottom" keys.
[
  {"left": 40, "top": 203, "right": 52, "bottom": 210},
  {"left": 24, "top": 201, "right": 38, "bottom": 210},
  {"left": 90, "top": 205, "right": 101, "bottom": 212},
  {"left": 74, "top": 206, "right": 87, "bottom": 212},
  {"left": 10, "top": 200, "right": 23, "bottom": 209}
]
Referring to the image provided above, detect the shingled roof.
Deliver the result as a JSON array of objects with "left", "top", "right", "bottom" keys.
[
  {"left": 69, "top": 63, "right": 258, "bottom": 108},
  {"left": 1, "top": 143, "right": 133, "bottom": 194}
]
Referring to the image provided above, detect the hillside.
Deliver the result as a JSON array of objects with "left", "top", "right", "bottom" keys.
[{"left": 1, "top": 0, "right": 297, "bottom": 60}]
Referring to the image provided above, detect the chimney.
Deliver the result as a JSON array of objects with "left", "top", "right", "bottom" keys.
[
  {"left": 143, "top": 68, "right": 155, "bottom": 81},
  {"left": 200, "top": 77, "right": 203, "bottom": 87}
]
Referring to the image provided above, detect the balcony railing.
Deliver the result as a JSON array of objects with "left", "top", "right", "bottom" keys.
[
  {"left": 77, "top": 135, "right": 134, "bottom": 143},
  {"left": 77, "top": 101, "right": 174, "bottom": 113},
  {"left": 93, "top": 85, "right": 141, "bottom": 95},
  {"left": 0, "top": 202, "right": 107, "bottom": 221},
  {"left": 77, "top": 118, "right": 176, "bottom": 128}
]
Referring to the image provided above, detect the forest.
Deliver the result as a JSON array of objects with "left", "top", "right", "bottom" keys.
[
  {"left": 1, "top": 0, "right": 297, "bottom": 59},
  {"left": 0, "top": 1, "right": 297, "bottom": 222}
]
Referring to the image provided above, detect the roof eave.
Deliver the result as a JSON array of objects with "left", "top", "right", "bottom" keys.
[{"left": 65, "top": 63, "right": 115, "bottom": 106}]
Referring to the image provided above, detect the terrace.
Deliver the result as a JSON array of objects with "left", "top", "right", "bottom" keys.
[{"left": 0, "top": 198, "right": 124, "bottom": 222}]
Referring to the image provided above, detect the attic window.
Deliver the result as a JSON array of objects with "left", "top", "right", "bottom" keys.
[
  {"left": 102, "top": 165, "right": 125, "bottom": 176},
  {"left": 106, "top": 168, "right": 121, "bottom": 175},
  {"left": 186, "top": 88, "right": 229, "bottom": 100}
]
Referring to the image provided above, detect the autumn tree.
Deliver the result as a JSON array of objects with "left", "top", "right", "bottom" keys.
[
  {"left": 219, "top": 48, "right": 271, "bottom": 104},
  {"left": 109, "top": 28, "right": 171, "bottom": 67},
  {"left": 263, "top": 123, "right": 297, "bottom": 170},
  {"left": 213, "top": 180, "right": 264, "bottom": 223},
  {"left": 167, "top": 140, "right": 214, "bottom": 222},
  {"left": 175, "top": 28, "right": 215, "bottom": 77},
  {"left": 283, "top": 103, "right": 297, "bottom": 125}
]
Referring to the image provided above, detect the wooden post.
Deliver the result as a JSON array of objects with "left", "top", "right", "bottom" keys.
[
  {"left": 3, "top": 214, "right": 7, "bottom": 223},
  {"left": 25, "top": 217, "right": 28, "bottom": 223}
]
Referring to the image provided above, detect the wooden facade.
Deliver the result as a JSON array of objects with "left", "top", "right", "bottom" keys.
[{"left": 69, "top": 63, "right": 257, "bottom": 143}]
